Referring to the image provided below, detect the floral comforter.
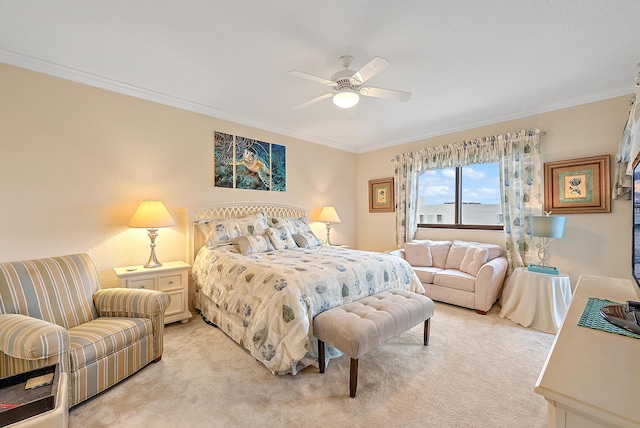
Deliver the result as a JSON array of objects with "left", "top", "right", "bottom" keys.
[{"left": 192, "top": 245, "right": 423, "bottom": 374}]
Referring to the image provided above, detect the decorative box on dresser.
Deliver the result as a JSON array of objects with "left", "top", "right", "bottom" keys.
[
  {"left": 113, "top": 261, "right": 192, "bottom": 324},
  {"left": 534, "top": 274, "right": 640, "bottom": 428}
]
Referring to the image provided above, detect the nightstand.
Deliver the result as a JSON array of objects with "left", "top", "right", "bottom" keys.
[{"left": 113, "top": 261, "right": 192, "bottom": 324}]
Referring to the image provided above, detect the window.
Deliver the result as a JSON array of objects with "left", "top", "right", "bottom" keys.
[{"left": 416, "top": 162, "right": 503, "bottom": 229}]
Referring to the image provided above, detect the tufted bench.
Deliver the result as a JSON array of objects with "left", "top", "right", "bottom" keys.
[{"left": 313, "top": 289, "right": 435, "bottom": 397}]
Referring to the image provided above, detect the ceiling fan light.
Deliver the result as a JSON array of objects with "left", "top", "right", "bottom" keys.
[{"left": 333, "top": 91, "right": 359, "bottom": 109}]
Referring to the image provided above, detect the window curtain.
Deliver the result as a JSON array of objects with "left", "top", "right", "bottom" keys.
[
  {"left": 613, "top": 69, "right": 640, "bottom": 200},
  {"left": 392, "top": 129, "right": 543, "bottom": 272}
]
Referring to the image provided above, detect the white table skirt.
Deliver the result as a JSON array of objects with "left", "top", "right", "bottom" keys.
[{"left": 499, "top": 267, "right": 572, "bottom": 334}]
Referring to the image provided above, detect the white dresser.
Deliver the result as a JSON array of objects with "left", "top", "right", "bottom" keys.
[{"left": 534, "top": 274, "right": 640, "bottom": 427}]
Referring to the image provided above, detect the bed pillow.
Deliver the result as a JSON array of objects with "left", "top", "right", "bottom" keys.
[
  {"left": 236, "top": 212, "right": 270, "bottom": 236},
  {"left": 268, "top": 217, "right": 312, "bottom": 235},
  {"left": 293, "top": 231, "right": 322, "bottom": 248},
  {"left": 265, "top": 227, "right": 298, "bottom": 250},
  {"left": 237, "top": 234, "right": 274, "bottom": 255},
  {"left": 403, "top": 240, "right": 432, "bottom": 267},
  {"left": 198, "top": 218, "right": 242, "bottom": 248},
  {"left": 459, "top": 246, "right": 489, "bottom": 276}
]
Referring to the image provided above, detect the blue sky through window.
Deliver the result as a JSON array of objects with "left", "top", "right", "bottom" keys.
[{"left": 418, "top": 163, "right": 501, "bottom": 205}]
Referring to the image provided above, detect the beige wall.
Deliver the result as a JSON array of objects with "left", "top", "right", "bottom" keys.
[
  {"left": 357, "top": 96, "right": 633, "bottom": 286},
  {"left": 0, "top": 63, "right": 356, "bottom": 286},
  {"left": 2, "top": 62, "right": 634, "bottom": 291}
]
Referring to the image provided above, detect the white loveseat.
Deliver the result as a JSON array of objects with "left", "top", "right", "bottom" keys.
[{"left": 389, "top": 240, "right": 508, "bottom": 314}]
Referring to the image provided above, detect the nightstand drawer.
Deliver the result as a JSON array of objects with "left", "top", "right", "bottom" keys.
[
  {"left": 128, "top": 278, "right": 156, "bottom": 289},
  {"left": 165, "top": 289, "right": 184, "bottom": 317},
  {"left": 158, "top": 274, "right": 182, "bottom": 291}
]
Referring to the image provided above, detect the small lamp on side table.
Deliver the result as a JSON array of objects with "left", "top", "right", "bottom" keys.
[
  {"left": 528, "top": 212, "right": 566, "bottom": 275},
  {"left": 317, "top": 206, "right": 341, "bottom": 246},
  {"left": 128, "top": 200, "right": 176, "bottom": 268}
]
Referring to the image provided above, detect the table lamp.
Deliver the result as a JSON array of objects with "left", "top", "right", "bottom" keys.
[
  {"left": 528, "top": 212, "right": 566, "bottom": 275},
  {"left": 317, "top": 206, "right": 341, "bottom": 245},
  {"left": 128, "top": 200, "right": 176, "bottom": 268}
]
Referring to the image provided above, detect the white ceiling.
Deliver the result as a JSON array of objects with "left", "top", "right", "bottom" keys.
[{"left": 1, "top": 1, "right": 639, "bottom": 153}]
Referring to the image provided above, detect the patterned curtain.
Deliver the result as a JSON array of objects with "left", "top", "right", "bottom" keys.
[
  {"left": 499, "top": 130, "right": 543, "bottom": 272},
  {"left": 613, "top": 70, "right": 640, "bottom": 200},
  {"left": 392, "top": 129, "right": 543, "bottom": 272}
]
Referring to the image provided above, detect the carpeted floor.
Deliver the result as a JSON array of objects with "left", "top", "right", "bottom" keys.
[{"left": 69, "top": 302, "right": 554, "bottom": 428}]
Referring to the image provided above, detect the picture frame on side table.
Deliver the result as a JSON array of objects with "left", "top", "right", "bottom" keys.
[
  {"left": 544, "top": 155, "right": 610, "bottom": 214},
  {"left": 368, "top": 177, "right": 395, "bottom": 213}
]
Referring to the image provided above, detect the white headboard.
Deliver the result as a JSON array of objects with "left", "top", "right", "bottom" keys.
[{"left": 187, "top": 202, "right": 308, "bottom": 263}]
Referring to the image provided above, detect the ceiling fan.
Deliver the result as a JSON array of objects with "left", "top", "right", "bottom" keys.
[{"left": 289, "top": 55, "right": 411, "bottom": 110}]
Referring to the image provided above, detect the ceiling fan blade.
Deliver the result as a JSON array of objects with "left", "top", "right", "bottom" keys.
[
  {"left": 359, "top": 86, "right": 411, "bottom": 102},
  {"left": 293, "top": 92, "right": 334, "bottom": 110},
  {"left": 289, "top": 70, "right": 335, "bottom": 86},
  {"left": 350, "top": 56, "right": 390, "bottom": 85}
]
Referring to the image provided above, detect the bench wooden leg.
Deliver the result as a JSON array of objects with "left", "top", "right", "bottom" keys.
[
  {"left": 423, "top": 318, "right": 431, "bottom": 346},
  {"left": 318, "top": 339, "right": 325, "bottom": 373},
  {"left": 350, "top": 358, "right": 358, "bottom": 398}
]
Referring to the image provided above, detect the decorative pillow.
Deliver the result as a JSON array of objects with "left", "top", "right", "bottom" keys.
[
  {"left": 198, "top": 218, "right": 242, "bottom": 248},
  {"left": 454, "top": 240, "right": 503, "bottom": 261},
  {"left": 293, "top": 231, "right": 322, "bottom": 248},
  {"left": 445, "top": 241, "right": 469, "bottom": 270},
  {"left": 428, "top": 240, "right": 453, "bottom": 268},
  {"left": 265, "top": 227, "right": 298, "bottom": 250},
  {"left": 403, "top": 241, "right": 432, "bottom": 267},
  {"left": 236, "top": 212, "right": 270, "bottom": 236},
  {"left": 268, "top": 217, "right": 312, "bottom": 235},
  {"left": 237, "top": 234, "right": 274, "bottom": 255},
  {"left": 460, "top": 246, "right": 489, "bottom": 276}
]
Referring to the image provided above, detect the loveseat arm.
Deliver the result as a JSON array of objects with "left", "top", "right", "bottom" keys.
[
  {"left": 474, "top": 257, "right": 509, "bottom": 312},
  {"left": 388, "top": 248, "right": 406, "bottom": 259},
  {"left": 93, "top": 288, "right": 170, "bottom": 360},
  {"left": 0, "top": 313, "right": 70, "bottom": 372}
]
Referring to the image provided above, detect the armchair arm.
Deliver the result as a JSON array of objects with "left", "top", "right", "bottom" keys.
[
  {"left": 93, "top": 288, "right": 170, "bottom": 319},
  {"left": 474, "top": 257, "right": 509, "bottom": 312},
  {"left": 94, "top": 288, "right": 171, "bottom": 361},
  {"left": 0, "top": 314, "right": 69, "bottom": 360}
]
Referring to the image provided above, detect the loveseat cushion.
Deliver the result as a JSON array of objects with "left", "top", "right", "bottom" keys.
[
  {"left": 454, "top": 240, "right": 503, "bottom": 262},
  {"left": 459, "top": 246, "right": 489, "bottom": 276},
  {"left": 445, "top": 241, "right": 469, "bottom": 270},
  {"left": 68, "top": 317, "right": 152, "bottom": 370},
  {"left": 428, "top": 240, "right": 452, "bottom": 268},
  {"left": 403, "top": 240, "right": 432, "bottom": 267},
  {"left": 411, "top": 266, "right": 443, "bottom": 284},
  {"left": 433, "top": 269, "right": 476, "bottom": 292}
]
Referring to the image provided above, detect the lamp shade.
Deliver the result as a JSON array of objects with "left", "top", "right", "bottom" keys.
[
  {"left": 332, "top": 91, "right": 359, "bottom": 109},
  {"left": 317, "top": 206, "right": 341, "bottom": 223},
  {"left": 128, "top": 200, "right": 176, "bottom": 229},
  {"left": 530, "top": 215, "right": 566, "bottom": 238}
]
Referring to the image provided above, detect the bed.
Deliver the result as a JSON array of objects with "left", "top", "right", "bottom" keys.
[{"left": 188, "top": 202, "right": 424, "bottom": 374}]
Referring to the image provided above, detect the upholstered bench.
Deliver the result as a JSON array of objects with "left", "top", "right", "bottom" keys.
[{"left": 313, "top": 289, "right": 435, "bottom": 397}]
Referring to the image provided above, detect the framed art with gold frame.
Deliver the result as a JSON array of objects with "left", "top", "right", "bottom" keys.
[
  {"left": 544, "top": 155, "right": 610, "bottom": 214},
  {"left": 368, "top": 177, "right": 395, "bottom": 213}
]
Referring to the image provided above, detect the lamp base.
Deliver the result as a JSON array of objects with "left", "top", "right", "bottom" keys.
[
  {"left": 144, "top": 229, "right": 163, "bottom": 268},
  {"left": 527, "top": 264, "right": 559, "bottom": 275}
]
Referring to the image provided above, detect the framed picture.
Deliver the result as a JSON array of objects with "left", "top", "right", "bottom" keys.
[
  {"left": 544, "top": 155, "right": 610, "bottom": 214},
  {"left": 369, "top": 177, "right": 395, "bottom": 213}
]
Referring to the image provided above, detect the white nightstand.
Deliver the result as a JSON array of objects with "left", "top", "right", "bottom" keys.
[{"left": 113, "top": 261, "right": 192, "bottom": 324}]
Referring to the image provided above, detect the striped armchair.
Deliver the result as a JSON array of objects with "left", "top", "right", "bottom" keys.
[{"left": 0, "top": 253, "right": 170, "bottom": 407}]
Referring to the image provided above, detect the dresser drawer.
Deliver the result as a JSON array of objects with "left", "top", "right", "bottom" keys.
[
  {"left": 158, "top": 274, "right": 182, "bottom": 291},
  {"left": 128, "top": 278, "right": 156, "bottom": 289}
]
